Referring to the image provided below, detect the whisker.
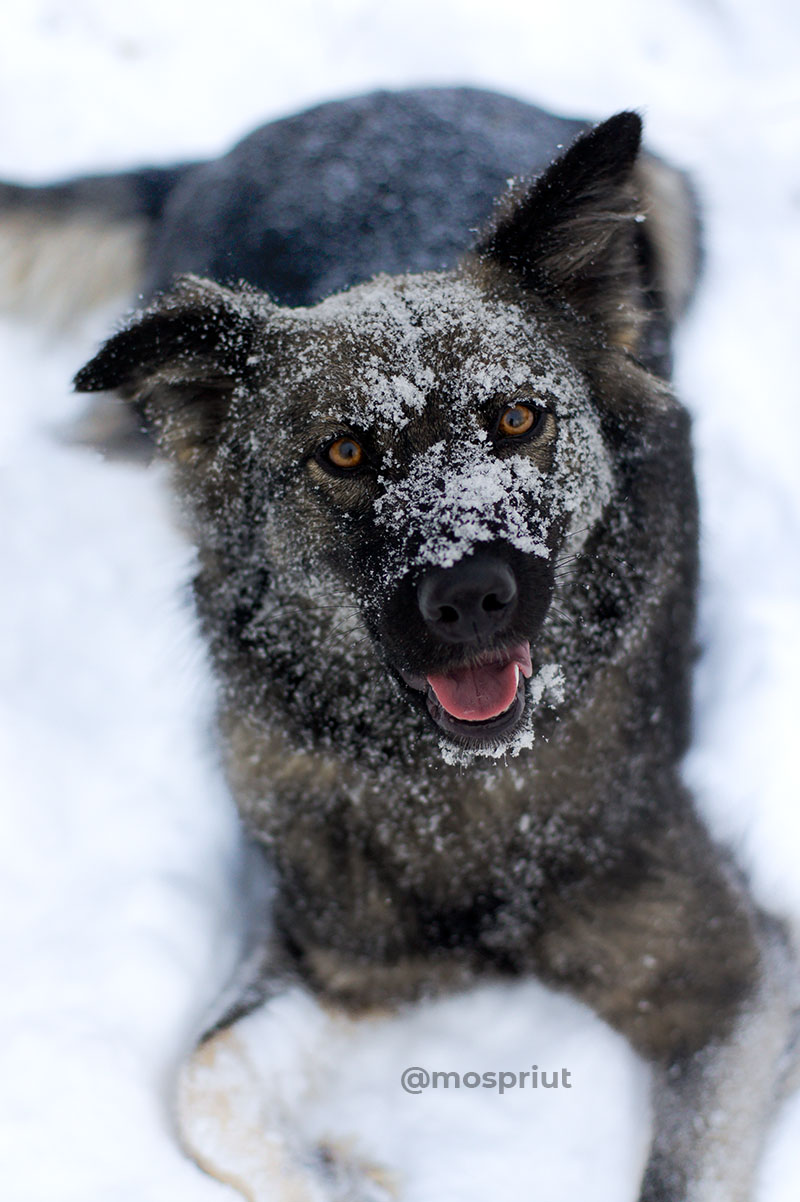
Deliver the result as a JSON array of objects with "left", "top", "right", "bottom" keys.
[
  {"left": 325, "top": 611, "right": 371, "bottom": 641},
  {"left": 550, "top": 606, "right": 577, "bottom": 627},
  {"left": 308, "top": 603, "right": 361, "bottom": 611},
  {"left": 326, "top": 617, "right": 363, "bottom": 638}
]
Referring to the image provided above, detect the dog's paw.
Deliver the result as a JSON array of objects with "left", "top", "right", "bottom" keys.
[{"left": 177, "top": 1018, "right": 396, "bottom": 1202}]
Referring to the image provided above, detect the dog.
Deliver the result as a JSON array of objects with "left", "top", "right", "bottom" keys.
[{"left": 5, "top": 87, "right": 797, "bottom": 1200}]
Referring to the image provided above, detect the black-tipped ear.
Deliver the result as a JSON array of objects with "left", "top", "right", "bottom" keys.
[
  {"left": 74, "top": 276, "right": 263, "bottom": 464},
  {"left": 475, "top": 112, "right": 645, "bottom": 349}
]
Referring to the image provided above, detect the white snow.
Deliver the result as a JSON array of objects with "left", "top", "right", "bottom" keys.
[
  {"left": 1, "top": 1, "right": 799, "bottom": 1199},
  {"left": 375, "top": 438, "right": 551, "bottom": 567}
]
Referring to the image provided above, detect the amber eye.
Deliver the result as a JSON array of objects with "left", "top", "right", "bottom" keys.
[
  {"left": 497, "top": 403, "right": 540, "bottom": 438},
  {"left": 326, "top": 436, "right": 364, "bottom": 470}
]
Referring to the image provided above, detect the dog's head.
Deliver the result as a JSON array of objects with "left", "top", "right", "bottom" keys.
[{"left": 76, "top": 112, "right": 685, "bottom": 762}]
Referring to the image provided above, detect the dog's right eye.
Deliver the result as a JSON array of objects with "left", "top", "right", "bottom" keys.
[{"left": 318, "top": 436, "right": 366, "bottom": 473}]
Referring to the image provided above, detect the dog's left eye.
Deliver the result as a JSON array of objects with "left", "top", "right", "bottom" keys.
[
  {"left": 328, "top": 437, "right": 364, "bottom": 468},
  {"left": 496, "top": 402, "right": 545, "bottom": 439},
  {"left": 316, "top": 435, "right": 368, "bottom": 475}
]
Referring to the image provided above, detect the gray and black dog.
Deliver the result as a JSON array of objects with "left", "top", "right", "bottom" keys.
[{"left": 5, "top": 88, "right": 797, "bottom": 1199}]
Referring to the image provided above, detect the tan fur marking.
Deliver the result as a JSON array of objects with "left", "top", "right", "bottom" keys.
[
  {"left": 307, "top": 947, "right": 474, "bottom": 1009},
  {"left": 610, "top": 324, "right": 640, "bottom": 352},
  {"left": 634, "top": 154, "right": 700, "bottom": 322}
]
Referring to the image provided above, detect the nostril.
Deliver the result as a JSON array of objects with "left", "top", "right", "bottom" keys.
[
  {"left": 481, "top": 592, "right": 506, "bottom": 613},
  {"left": 439, "top": 605, "right": 459, "bottom": 624}
]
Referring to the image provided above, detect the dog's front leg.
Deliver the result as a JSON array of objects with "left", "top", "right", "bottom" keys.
[
  {"left": 176, "top": 983, "right": 394, "bottom": 1202},
  {"left": 535, "top": 810, "right": 799, "bottom": 1202},
  {"left": 638, "top": 950, "right": 795, "bottom": 1202}
]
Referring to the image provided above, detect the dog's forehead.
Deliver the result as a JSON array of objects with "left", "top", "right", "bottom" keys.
[{"left": 275, "top": 273, "right": 584, "bottom": 432}]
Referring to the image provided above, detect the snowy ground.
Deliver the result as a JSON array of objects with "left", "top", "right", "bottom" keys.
[{"left": 1, "top": 1, "right": 799, "bottom": 1199}]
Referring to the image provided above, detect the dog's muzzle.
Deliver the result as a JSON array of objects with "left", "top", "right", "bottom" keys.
[{"left": 392, "top": 548, "right": 552, "bottom": 745}]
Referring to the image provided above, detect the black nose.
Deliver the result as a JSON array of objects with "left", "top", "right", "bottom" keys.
[{"left": 417, "top": 553, "right": 518, "bottom": 645}]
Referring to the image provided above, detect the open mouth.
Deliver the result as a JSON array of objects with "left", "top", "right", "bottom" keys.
[{"left": 399, "top": 642, "right": 533, "bottom": 743}]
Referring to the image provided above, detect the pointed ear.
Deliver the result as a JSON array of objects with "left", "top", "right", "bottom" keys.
[
  {"left": 74, "top": 275, "right": 265, "bottom": 465},
  {"left": 475, "top": 112, "right": 645, "bottom": 350}
]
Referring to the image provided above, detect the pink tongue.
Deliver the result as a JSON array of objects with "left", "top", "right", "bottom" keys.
[{"left": 427, "top": 645, "right": 531, "bottom": 722}]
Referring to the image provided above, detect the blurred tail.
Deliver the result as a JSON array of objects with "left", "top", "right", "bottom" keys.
[{"left": 0, "top": 162, "right": 195, "bottom": 326}]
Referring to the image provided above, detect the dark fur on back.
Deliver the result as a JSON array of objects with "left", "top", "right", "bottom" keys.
[{"left": 2, "top": 89, "right": 699, "bottom": 376}]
